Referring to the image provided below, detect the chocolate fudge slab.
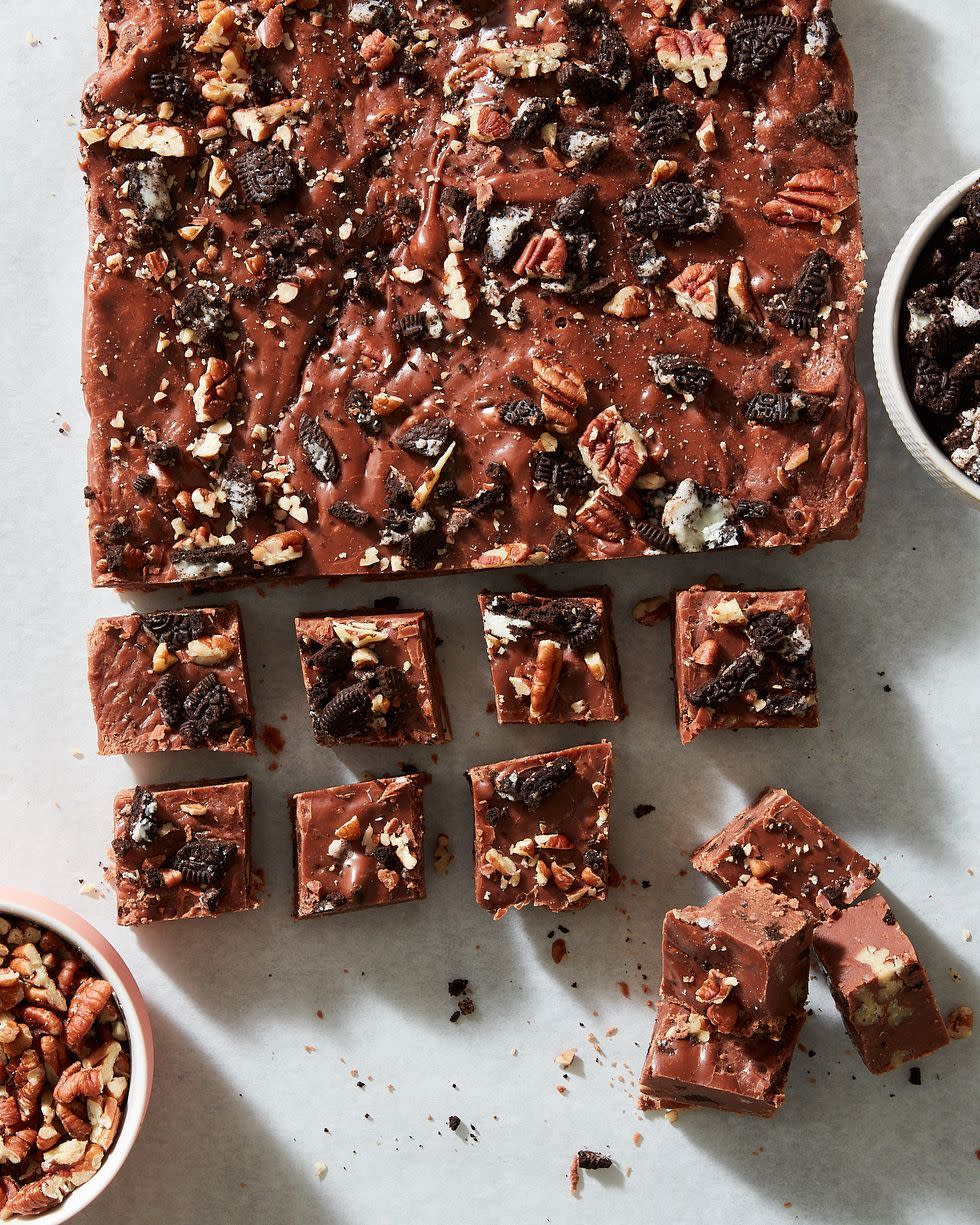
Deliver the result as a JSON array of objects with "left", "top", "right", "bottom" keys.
[
  {"left": 108, "top": 778, "right": 259, "bottom": 924},
  {"left": 81, "top": 2, "right": 865, "bottom": 591},
  {"left": 661, "top": 880, "right": 813, "bottom": 1037},
  {"left": 295, "top": 610, "right": 450, "bottom": 747},
  {"left": 638, "top": 1000, "right": 804, "bottom": 1118},
  {"left": 673, "top": 586, "right": 818, "bottom": 744},
  {"left": 88, "top": 603, "right": 255, "bottom": 754},
  {"left": 813, "top": 895, "right": 949, "bottom": 1074},
  {"left": 478, "top": 589, "right": 624, "bottom": 724},
  {"left": 692, "top": 787, "right": 879, "bottom": 918},
  {"left": 468, "top": 742, "right": 612, "bottom": 919},
  {"left": 292, "top": 775, "right": 425, "bottom": 918}
]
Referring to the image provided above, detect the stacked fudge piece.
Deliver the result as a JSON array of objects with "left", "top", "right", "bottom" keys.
[
  {"left": 641, "top": 879, "right": 814, "bottom": 1117},
  {"left": 641, "top": 788, "right": 950, "bottom": 1113}
]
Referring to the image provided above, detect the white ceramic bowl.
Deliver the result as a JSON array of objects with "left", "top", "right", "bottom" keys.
[
  {"left": 873, "top": 166, "right": 980, "bottom": 509},
  {"left": 0, "top": 888, "right": 153, "bottom": 1223}
]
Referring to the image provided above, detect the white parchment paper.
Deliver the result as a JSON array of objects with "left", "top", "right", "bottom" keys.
[{"left": 0, "top": 2, "right": 976, "bottom": 1222}]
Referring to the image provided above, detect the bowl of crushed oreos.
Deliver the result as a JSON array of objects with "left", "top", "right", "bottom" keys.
[
  {"left": 874, "top": 168, "right": 980, "bottom": 507},
  {"left": 0, "top": 889, "right": 153, "bottom": 1221}
]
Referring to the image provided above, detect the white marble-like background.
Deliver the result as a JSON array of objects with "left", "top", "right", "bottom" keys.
[{"left": 0, "top": 2, "right": 977, "bottom": 1222}]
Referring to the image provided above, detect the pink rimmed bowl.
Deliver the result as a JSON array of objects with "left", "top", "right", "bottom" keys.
[{"left": 0, "top": 888, "right": 153, "bottom": 1222}]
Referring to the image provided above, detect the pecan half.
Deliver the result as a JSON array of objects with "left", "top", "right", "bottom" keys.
[
  {"left": 762, "top": 169, "right": 858, "bottom": 231},
  {"left": 528, "top": 638, "right": 563, "bottom": 722},
  {"left": 575, "top": 489, "right": 636, "bottom": 542},
  {"left": 655, "top": 23, "right": 727, "bottom": 90},
  {"left": 532, "top": 354, "right": 588, "bottom": 434},
  {"left": 578, "top": 407, "right": 647, "bottom": 496}
]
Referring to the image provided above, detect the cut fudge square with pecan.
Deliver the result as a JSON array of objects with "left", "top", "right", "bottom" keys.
[
  {"left": 468, "top": 742, "right": 612, "bottom": 918},
  {"left": 672, "top": 586, "right": 818, "bottom": 743},
  {"left": 691, "top": 787, "right": 879, "bottom": 918},
  {"left": 292, "top": 775, "right": 426, "bottom": 918},
  {"left": 478, "top": 588, "right": 624, "bottom": 724},
  {"left": 88, "top": 604, "right": 254, "bottom": 754},
  {"left": 813, "top": 894, "right": 950, "bottom": 1074},
  {"left": 108, "top": 778, "right": 260, "bottom": 925},
  {"left": 295, "top": 610, "right": 450, "bottom": 746}
]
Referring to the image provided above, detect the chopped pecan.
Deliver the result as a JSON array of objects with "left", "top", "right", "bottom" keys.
[
  {"left": 442, "top": 251, "right": 476, "bottom": 320},
  {"left": 513, "top": 230, "right": 568, "bottom": 279},
  {"left": 469, "top": 103, "right": 512, "bottom": 144},
  {"left": 192, "top": 357, "right": 237, "bottom": 424},
  {"left": 602, "top": 285, "right": 648, "bottom": 319},
  {"left": 250, "top": 529, "right": 305, "bottom": 567},
  {"left": 360, "top": 29, "right": 398, "bottom": 72},
  {"left": 668, "top": 263, "right": 719, "bottom": 320}
]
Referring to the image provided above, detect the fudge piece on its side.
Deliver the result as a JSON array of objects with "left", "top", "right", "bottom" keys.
[
  {"left": 108, "top": 778, "right": 260, "bottom": 924},
  {"left": 691, "top": 787, "right": 879, "bottom": 917},
  {"left": 468, "top": 742, "right": 612, "bottom": 919},
  {"left": 813, "top": 894, "right": 949, "bottom": 1074},
  {"left": 292, "top": 775, "right": 425, "bottom": 918},
  {"left": 661, "top": 880, "right": 814, "bottom": 1037},
  {"left": 88, "top": 604, "right": 254, "bottom": 754},
  {"left": 477, "top": 588, "right": 624, "bottom": 724},
  {"left": 295, "top": 610, "right": 450, "bottom": 746},
  {"left": 672, "top": 586, "right": 817, "bottom": 743}
]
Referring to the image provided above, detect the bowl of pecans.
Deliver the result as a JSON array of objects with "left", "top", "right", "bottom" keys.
[
  {"left": 874, "top": 168, "right": 980, "bottom": 508},
  {"left": 0, "top": 889, "right": 153, "bottom": 1221}
]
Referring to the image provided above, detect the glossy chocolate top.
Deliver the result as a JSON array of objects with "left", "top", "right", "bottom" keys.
[
  {"left": 469, "top": 740, "right": 612, "bottom": 916},
  {"left": 81, "top": 1, "right": 865, "bottom": 590},
  {"left": 478, "top": 588, "right": 623, "bottom": 722},
  {"left": 292, "top": 775, "right": 425, "bottom": 916},
  {"left": 691, "top": 786, "right": 879, "bottom": 917},
  {"left": 109, "top": 778, "right": 258, "bottom": 923},
  {"left": 89, "top": 604, "right": 254, "bottom": 753}
]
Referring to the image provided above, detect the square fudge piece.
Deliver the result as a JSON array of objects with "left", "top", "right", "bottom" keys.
[
  {"left": 661, "top": 881, "right": 814, "bottom": 1037},
  {"left": 296, "top": 611, "right": 450, "bottom": 747},
  {"left": 108, "top": 779, "right": 259, "bottom": 925},
  {"left": 692, "top": 788, "right": 879, "bottom": 918},
  {"left": 292, "top": 775, "right": 425, "bottom": 918},
  {"left": 813, "top": 894, "right": 949, "bottom": 1074},
  {"left": 468, "top": 743, "right": 612, "bottom": 919},
  {"left": 477, "top": 589, "right": 624, "bottom": 724},
  {"left": 639, "top": 1000, "right": 804, "bottom": 1118},
  {"left": 672, "top": 586, "right": 817, "bottom": 744},
  {"left": 88, "top": 604, "right": 254, "bottom": 754}
]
